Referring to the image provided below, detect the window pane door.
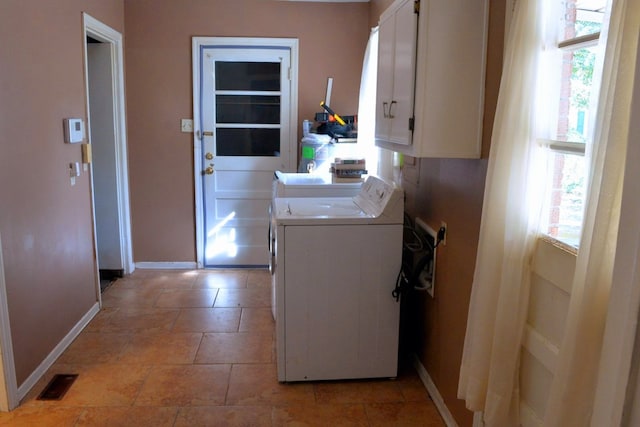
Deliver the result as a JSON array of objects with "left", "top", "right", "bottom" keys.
[{"left": 201, "top": 47, "right": 292, "bottom": 266}]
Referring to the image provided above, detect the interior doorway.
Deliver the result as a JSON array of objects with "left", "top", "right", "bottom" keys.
[{"left": 83, "top": 14, "right": 134, "bottom": 294}]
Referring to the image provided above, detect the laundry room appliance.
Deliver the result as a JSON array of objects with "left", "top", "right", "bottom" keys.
[
  {"left": 273, "top": 170, "right": 363, "bottom": 198},
  {"left": 269, "top": 176, "right": 404, "bottom": 382}
]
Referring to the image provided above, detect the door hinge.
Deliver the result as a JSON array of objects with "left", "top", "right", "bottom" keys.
[
  {"left": 409, "top": 117, "right": 415, "bottom": 131},
  {"left": 414, "top": 0, "right": 420, "bottom": 14}
]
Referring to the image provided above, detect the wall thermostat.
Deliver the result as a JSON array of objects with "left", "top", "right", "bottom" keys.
[{"left": 63, "top": 118, "right": 84, "bottom": 144}]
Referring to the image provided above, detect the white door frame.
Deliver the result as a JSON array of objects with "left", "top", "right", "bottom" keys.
[
  {"left": 83, "top": 13, "right": 134, "bottom": 286},
  {"left": 192, "top": 37, "right": 299, "bottom": 268},
  {"left": 0, "top": 233, "right": 18, "bottom": 411}
]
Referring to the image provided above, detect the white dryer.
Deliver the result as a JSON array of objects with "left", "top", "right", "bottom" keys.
[
  {"left": 270, "top": 176, "right": 404, "bottom": 382},
  {"left": 273, "top": 170, "right": 362, "bottom": 198}
]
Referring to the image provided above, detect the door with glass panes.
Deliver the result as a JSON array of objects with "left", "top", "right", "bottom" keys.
[{"left": 199, "top": 45, "right": 294, "bottom": 267}]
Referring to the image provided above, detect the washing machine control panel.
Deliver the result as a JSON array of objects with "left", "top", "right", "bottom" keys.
[{"left": 354, "top": 176, "right": 403, "bottom": 220}]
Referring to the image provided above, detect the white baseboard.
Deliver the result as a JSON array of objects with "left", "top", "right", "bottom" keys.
[
  {"left": 412, "top": 353, "right": 459, "bottom": 427},
  {"left": 134, "top": 262, "right": 198, "bottom": 270},
  {"left": 0, "top": 233, "right": 18, "bottom": 411},
  {"left": 520, "top": 401, "right": 543, "bottom": 427},
  {"left": 473, "top": 412, "right": 485, "bottom": 427},
  {"left": 17, "top": 302, "right": 100, "bottom": 401}
]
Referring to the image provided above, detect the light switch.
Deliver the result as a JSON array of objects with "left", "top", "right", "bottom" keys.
[
  {"left": 181, "top": 119, "right": 193, "bottom": 133},
  {"left": 69, "top": 162, "right": 81, "bottom": 177},
  {"left": 69, "top": 162, "right": 80, "bottom": 186}
]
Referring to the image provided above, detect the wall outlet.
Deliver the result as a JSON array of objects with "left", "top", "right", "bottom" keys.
[
  {"left": 181, "top": 119, "right": 193, "bottom": 133},
  {"left": 439, "top": 221, "right": 447, "bottom": 246},
  {"left": 415, "top": 217, "right": 437, "bottom": 298}
]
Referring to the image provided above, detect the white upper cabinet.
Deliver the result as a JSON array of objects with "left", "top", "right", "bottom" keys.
[
  {"left": 375, "top": 0, "right": 489, "bottom": 158},
  {"left": 375, "top": 0, "right": 418, "bottom": 147}
]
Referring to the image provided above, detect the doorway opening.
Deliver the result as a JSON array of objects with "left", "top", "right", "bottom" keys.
[
  {"left": 192, "top": 37, "right": 299, "bottom": 268},
  {"left": 83, "top": 14, "right": 134, "bottom": 296}
]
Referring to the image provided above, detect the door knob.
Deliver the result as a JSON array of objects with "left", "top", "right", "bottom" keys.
[
  {"left": 204, "top": 164, "right": 214, "bottom": 175},
  {"left": 205, "top": 152, "right": 213, "bottom": 160}
]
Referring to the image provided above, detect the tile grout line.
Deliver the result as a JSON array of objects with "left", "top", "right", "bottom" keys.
[{"left": 224, "top": 363, "right": 234, "bottom": 406}]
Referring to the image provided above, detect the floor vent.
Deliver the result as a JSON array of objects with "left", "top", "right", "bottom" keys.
[{"left": 37, "top": 374, "right": 78, "bottom": 400}]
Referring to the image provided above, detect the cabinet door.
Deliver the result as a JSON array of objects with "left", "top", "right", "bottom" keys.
[
  {"left": 375, "top": 11, "right": 395, "bottom": 142},
  {"left": 375, "top": 0, "right": 417, "bottom": 147},
  {"left": 388, "top": 0, "right": 416, "bottom": 145},
  {"left": 377, "top": 0, "right": 488, "bottom": 158}
]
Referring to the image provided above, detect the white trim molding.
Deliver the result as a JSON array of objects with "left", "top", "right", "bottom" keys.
[
  {"left": 0, "top": 234, "right": 18, "bottom": 411},
  {"left": 135, "top": 262, "right": 199, "bottom": 270},
  {"left": 412, "top": 353, "right": 459, "bottom": 427},
  {"left": 191, "top": 37, "right": 299, "bottom": 268},
  {"left": 83, "top": 13, "right": 135, "bottom": 277},
  {"left": 16, "top": 303, "right": 100, "bottom": 402},
  {"left": 473, "top": 412, "right": 485, "bottom": 427}
]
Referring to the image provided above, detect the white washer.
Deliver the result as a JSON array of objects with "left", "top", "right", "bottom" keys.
[
  {"left": 273, "top": 170, "right": 363, "bottom": 198},
  {"left": 269, "top": 176, "right": 404, "bottom": 382}
]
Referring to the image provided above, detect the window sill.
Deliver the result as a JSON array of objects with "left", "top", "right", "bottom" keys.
[{"left": 539, "top": 234, "right": 578, "bottom": 257}]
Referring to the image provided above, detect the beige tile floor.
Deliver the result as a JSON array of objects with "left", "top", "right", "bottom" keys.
[{"left": 0, "top": 269, "right": 445, "bottom": 426}]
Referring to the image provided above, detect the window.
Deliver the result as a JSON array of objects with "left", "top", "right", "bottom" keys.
[
  {"left": 539, "top": 0, "right": 608, "bottom": 248},
  {"left": 214, "top": 61, "right": 282, "bottom": 157}
]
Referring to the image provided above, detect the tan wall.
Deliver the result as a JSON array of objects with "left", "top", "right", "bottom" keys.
[
  {"left": 401, "top": 1, "right": 505, "bottom": 426},
  {"left": 369, "top": 0, "right": 393, "bottom": 27},
  {"left": 368, "top": 0, "right": 504, "bottom": 425},
  {"left": 0, "top": 0, "right": 124, "bottom": 385},
  {"left": 125, "top": 0, "right": 370, "bottom": 262}
]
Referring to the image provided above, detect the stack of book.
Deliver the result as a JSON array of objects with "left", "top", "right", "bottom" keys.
[{"left": 330, "top": 158, "right": 367, "bottom": 183}]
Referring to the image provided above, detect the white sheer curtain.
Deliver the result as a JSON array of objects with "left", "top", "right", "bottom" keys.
[
  {"left": 457, "top": 0, "right": 551, "bottom": 425},
  {"left": 356, "top": 27, "right": 384, "bottom": 177},
  {"left": 544, "top": 0, "right": 640, "bottom": 424}
]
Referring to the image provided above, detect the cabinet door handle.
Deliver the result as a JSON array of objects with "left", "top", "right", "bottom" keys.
[
  {"left": 382, "top": 102, "right": 389, "bottom": 118},
  {"left": 389, "top": 100, "right": 397, "bottom": 119}
]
